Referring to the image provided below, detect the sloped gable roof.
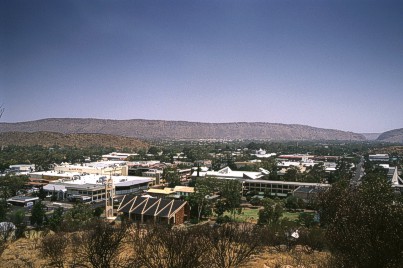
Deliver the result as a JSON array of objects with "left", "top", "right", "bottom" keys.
[{"left": 118, "top": 195, "right": 187, "bottom": 219}]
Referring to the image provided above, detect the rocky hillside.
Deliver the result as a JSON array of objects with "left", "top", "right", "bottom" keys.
[
  {"left": 377, "top": 128, "right": 403, "bottom": 143},
  {"left": 0, "top": 118, "right": 366, "bottom": 141},
  {"left": 0, "top": 131, "right": 148, "bottom": 150}
]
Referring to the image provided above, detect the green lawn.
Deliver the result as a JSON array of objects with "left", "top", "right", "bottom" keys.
[
  {"left": 282, "top": 211, "right": 301, "bottom": 221},
  {"left": 222, "top": 208, "right": 260, "bottom": 222},
  {"left": 221, "top": 209, "right": 311, "bottom": 223}
]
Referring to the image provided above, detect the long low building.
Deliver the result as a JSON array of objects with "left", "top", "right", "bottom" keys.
[
  {"left": 243, "top": 179, "right": 330, "bottom": 197},
  {"left": 192, "top": 166, "right": 330, "bottom": 197},
  {"left": 146, "top": 186, "right": 194, "bottom": 199},
  {"left": 42, "top": 175, "right": 152, "bottom": 202},
  {"left": 7, "top": 196, "right": 39, "bottom": 207},
  {"left": 192, "top": 166, "right": 269, "bottom": 180}
]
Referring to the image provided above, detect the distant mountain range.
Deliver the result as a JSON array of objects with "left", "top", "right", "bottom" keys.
[
  {"left": 377, "top": 128, "right": 403, "bottom": 143},
  {"left": 360, "top": 133, "right": 381, "bottom": 141},
  {"left": 0, "top": 131, "right": 148, "bottom": 150},
  {"left": 0, "top": 118, "right": 366, "bottom": 141}
]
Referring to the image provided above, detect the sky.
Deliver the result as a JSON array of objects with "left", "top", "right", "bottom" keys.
[{"left": 1, "top": 0, "right": 402, "bottom": 133}]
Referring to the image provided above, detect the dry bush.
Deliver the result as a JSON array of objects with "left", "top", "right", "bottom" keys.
[
  {"left": 73, "top": 220, "right": 129, "bottom": 268},
  {"left": 40, "top": 232, "right": 69, "bottom": 268},
  {"left": 130, "top": 224, "right": 209, "bottom": 268},
  {"left": 0, "top": 222, "right": 16, "bottom": 258},
  {"left": 204, "top": 223, "right": 263, "bottom": 268},
  {"left": 128, "top": 222, "right": 262, "bottom": 268},
  {"left": 268, "top": 250, "right": 330, "bottom": 268}
]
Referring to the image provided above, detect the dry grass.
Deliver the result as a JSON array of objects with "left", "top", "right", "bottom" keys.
[
  {"left": 0, "top": 237, "right": 45, "bottom": 268},
  {"left": 1, "top": 236, "right": 329, "bottom": 268},
  {"left": 242, "top": 246, "right": 329, "bottom": 268}
]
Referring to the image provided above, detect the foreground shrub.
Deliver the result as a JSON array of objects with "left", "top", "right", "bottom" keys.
[{"left": 318, "top": 174, "right": 403, "bottom": 268}]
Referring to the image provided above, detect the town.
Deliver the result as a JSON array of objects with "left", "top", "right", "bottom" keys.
[
  {"left": 3, "top": 0, "right": 403, "bottom": 266},
  {"left": 1, "top": 140, "right": 402, "bottom": 267}
]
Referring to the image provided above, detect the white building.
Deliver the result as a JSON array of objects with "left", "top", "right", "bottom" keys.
[
  {"left": 191, "top": 166, "right": 268, "bottom": 180},
  {"left": 102, "top": 152, "right": 139, "bottom": 161},
  {"left": 54, "top": 161, "right": 129, "bottom": 176},
  {"left": 8, "top": 164, "right": 35, "bottom": 175},
  {"left": 251, "top": 149, "right": 276, "bottom": 158},
  {"left": 43, "top": 174, "right": 153, "bottom": 201},
  {"left": 369, "top": 154, "right": 389, "bottom": 162}
]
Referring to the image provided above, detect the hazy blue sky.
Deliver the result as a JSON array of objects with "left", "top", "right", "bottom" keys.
[{"left": 1, "top": 0, "right": 402, "bottom": 133}]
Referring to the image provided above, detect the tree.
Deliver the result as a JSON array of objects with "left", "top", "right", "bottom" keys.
[
  {"left": 93, "top": 207, "right": 104, "bottom": 218},
  {"left": 297, "top": 212, "right": 316, "bottom": 228},
  {"left": 46, "top": 207, "right": 64, "bottom": 232},
  {"left": 258, "top": 198, "right": 284, "bottom": 225},
  {"left": 214, "top": 200, "right": 227, "bottom": 218},
  {"left": 0, "top": 200, "right": 9, "bottom": 222},
  {"left": 131, "top": 224, "right": 210, "bottom": 268},
  {"left": 61, "top": 203, "right": 95, "bottom": 231},
  {"left": 330, "top": 157, "right": 353, "bottom": 183},
  {"left": 8, "top": 209, "right": 26, "bottom": 238},
  {"left": 162, "top": 167, "right": 181, "bottom": 187},
  {"left": 75, "top": 220, "right": 129, "bottom": 268},
  {"left": 30, "top": 201, "right": 46, "bottom": 227},
  {"left": 318, "top": 172, "right": 403, "bottom": 267},
  {"left": 36, "top": 187, "right": 47, "bottom": 200},
  {"left": 189, "top": 177, "right": 217, "bottom": 222},
  {"left": 0, "top": 174, "right": 29, "bottom": 199},
  {"left": 283, "top": 166, "right": 302, "bottom": 182},
  {"left": 219, "top": 179, "right": 242, "bottom": 220},
  {"left": 0, "top": 222, "right": 15, "bottom": 256},
  {"left": 303, "top": 163, "right": 326, "bottom": 183},
  {"left": 40, "top": 232, "right": 69, "bottom": 268},
  {"left": 284, "top": 195, "right": 299, "bottom": 210},
  {"left": 206, "top": 223, "right": 262, "bottom": 268},
  {"left": 147, "top": 146, "right": 160, "bottom": 155}
]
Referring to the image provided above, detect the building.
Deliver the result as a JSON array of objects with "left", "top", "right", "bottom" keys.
[
  {"left": 243, "top": 179, "right": 330, "bottom": 197},
  {"left": 192, "top": 166, "right": 330, "bottom": 197},
  {"left": 292, "top": 186, "right": 325, "bottom": 203},
  {"left": 146, "top": 188, "right": 175, "bottom": 198},
  {"left": 117, "top": 196, "right": 190, "bottom": 225},
  {"left": 7, "top": 196, "right": 39, "bottom": 207},
  {"left": 277, "top": 154, "right": 315, "bottom": 161},
  {"left": 54, "top": 161, "right": 129, "bottom": 176},
  {"left": 65, "top": 184, "right": 105, "bottom": 202},
  {"left": 251, "top": 149, "right": 276, "bottom": 158},
  {"left": 102, "top": 152, "right": 139, "bottom": 161},
  {"left": 146, "top": 186, "right": 194, "bottom": 199},
  {"left": 369, "top": 154, "right": 389, "bottom": 162},
  {"left": 128, "top": 161, "right": 164, "bottom": 176},
  {"left": 191, "top": 166, "right": 268, "bottom": 180},
  {"left": 8, "top": 164, "right": 35, "bottom": 175},
  {"left": 29, "top": 171, "right": 79, "bottom": 182},
  {"left": 387, "top": 167, "right": 402, "bottom": 185},
  {"left": 42, "top": 175, "right": 152, "bottom": 201}
]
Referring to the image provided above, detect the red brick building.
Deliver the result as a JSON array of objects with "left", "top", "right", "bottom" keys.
[{"left": 117, "top": 196, "right": 190, "bottom": 225}]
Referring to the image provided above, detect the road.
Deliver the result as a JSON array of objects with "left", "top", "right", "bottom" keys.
[{"left": 351, "top": 156, "right": 364, "bottom": 186}]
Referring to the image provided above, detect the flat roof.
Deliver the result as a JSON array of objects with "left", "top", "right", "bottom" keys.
[
  {"left": 147, "top": 188, "right": 175, "bottom": 195},
  {"left": 173, "top": 186, "right": 194, "bottom": 193},
  {"left": 115, "top": 179, "right": 151, "bottom": 187},
  {"left": 43, "top": 184, "right": 67, "bottom": 192},
  {"left": 65, "top": 184, "right": 104, "bottom": 190},
  {"left": 7, "top": 196, "right": 39, "bottom": 202},
  {"left": 243, "top": 179, "right": 330, "bottom": 187}
]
